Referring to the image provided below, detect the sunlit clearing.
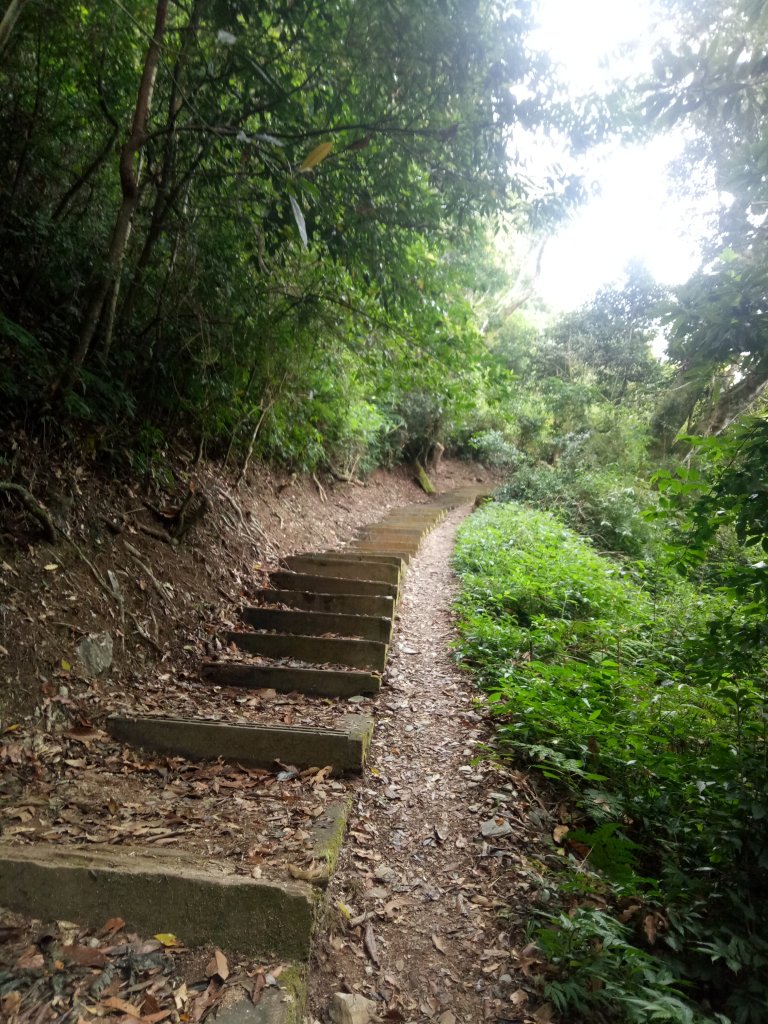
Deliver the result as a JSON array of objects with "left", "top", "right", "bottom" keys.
[
  {"left": 531, "top": 0, "right": 658, "bottom": 94},
  {"left": 537, "top": 135, "right": 712, "bottom": 311}
]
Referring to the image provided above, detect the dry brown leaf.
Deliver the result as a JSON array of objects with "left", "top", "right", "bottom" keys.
[
  {"left": 101, "top": 996, "right": 142, "bottom": 1018},
  {"left": 618, "top": 904, "right": 641, "bottom": 923},
  {"left": 1, "top": 991, "right": 21, "bottom": 1017},
  {"left": 431, "top": 933, "right": 447, "bottom": 955},
  {"left": 363, "top": 923, "right": 380, "bottom": 965},
  {"left": 552, "top": 824, "right": 570, "bottom": 843},
  {"left": 533, "top": 1003, "right": 554, "bottom": 1023},
  {"left": 206, "top": 948, "right": 229, "bottom": 981},
  {"left": 173, "top": 983, "right": 188, "bottom": 1010},
  {"left": 15, "top": 945, "right": 44, "bottom": 969},
  {"left": 190, "top": 980, "right": 221, "bottom": 1023},
  {"left": 63, "top": 944, "right": 109, "bottom": 967},
  {"left": 287, "top": 863, "right": 327, "bottom": 882}
]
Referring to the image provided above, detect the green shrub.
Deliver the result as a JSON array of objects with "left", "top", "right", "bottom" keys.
[{"left": 453, "top": 502, "right": 768, "bottom": 1023}]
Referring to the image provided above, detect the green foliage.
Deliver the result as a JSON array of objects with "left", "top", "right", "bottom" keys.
[
  {"left": 466, "top": 429, "right": 524, "bottom": 468},
  {"left": 498, "top": 428, "right": 660, "bottom": 557},
  {"left": 537, "top": 910, "right": 705, "bottom": 1024},
  {"left": 0, "top": 0, "right": 577, "bottom": 474},
  {"left": 454, "top": 502, "right": 768, "bottom": 1023}
]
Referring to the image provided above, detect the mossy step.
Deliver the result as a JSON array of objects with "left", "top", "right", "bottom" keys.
[
  {"left": 377, "top": 516, "right": 440, "bottom": 527},
  {"left": 108, "top": 713, "right": 374, "bottom": 773},
  {"left": 226, "top": 629, "right": 388, "bottom": 672},
  {"left": 212, "top": 967, "right": 306, "bottom": 1024},
  {"left": 202, "top": 660, "right": 381, "bottom": 696},
  {"left": 356, "top": 532, "right": 428, "bottom": 540},
  {"left": 241, "top": 606, "right": 392, "bottom": 643},
  {"left": 269, "top": 571, "right": 398, "bottom": 598},
  {"left": 303, "top": 551, "right": 406, "bottom": 569},
  {"left": 356, "top": 528, "right": 425, "bottom": 541},
  {"left": 352, "top": 541, "right": 420, "bottom": 556},
  {"left": 255, "top": 588, "right": 395, "bottom": 618},
  {"left": 283, "top": 555, "right": 399, "bottom": 586},
  {"left": 0, "top": 843, "right": 315, "bottom": 958}
]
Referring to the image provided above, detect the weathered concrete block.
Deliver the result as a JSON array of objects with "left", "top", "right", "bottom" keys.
[
  {"left": 0, "top": 844, "right": 315, "bottom": 958},
  {"left": 254, "top": 589, "right": 395, "bottom": 618},
  {"left": 269, "top": 572, "right": 398, "bottom": 599},
  {"left": 107, "top": 713, "right": 374, "bottom": 773},
  {"left": 202, "top": 661, "right": 381, "bottom": 697},
  {"left": 241, "top": 607, "right": 392, "bottom": 643},
  {"left": 352, "top": 541, "right": 419, "bottom": 557},
  {"left": 315, "top": 552, "right": 405, "bottom": 569},
  {"left": 226, "top": 630, "right": 388, "bottom": 672},
  {"left": 283, "top": 556, "right": 399, "bottom": 586}
]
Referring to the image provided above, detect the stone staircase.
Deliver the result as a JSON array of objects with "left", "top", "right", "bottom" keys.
[{"left": 0, "top": 486, "right": 487, "bottom": 1017}]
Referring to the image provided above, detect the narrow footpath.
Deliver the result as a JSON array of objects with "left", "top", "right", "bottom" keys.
[{"left": 310, "top": 506, "right": 551, "bottom": 1024}]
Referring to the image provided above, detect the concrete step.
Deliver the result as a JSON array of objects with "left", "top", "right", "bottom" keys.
[
  {"left": 354, "top": 532, "right": 421, "bottom": 545},
  {"left": 241, "top": 606, "right": 392, "bottom": 643},
  {"left": 0, "top": 844, "right": 315, "bottom": 959},
  {"left": 108, "top": 712, "right": 374, "bottom": 773},
  {"left": 352, "top": 541, "right": 419, "bottom": 557},
  {"left": 299, "top": 551, "right": 405, "bottom": 569},
  {"left": 381, "top": 515, "right": 439, "bottom": 522},
  {"left": 269, "top": 571, "right": 398, "bottom": 599},
  {"left": 255, "top": 588, "right": 395, "bottom": 618},
  {"left": 212, "top": 975, "right": 306, "bottom": 1024},
  {"left": 202, "top": 660, "right": 381, "bottom": 696},
  {"left": 283, "top": 555, "right": 400, "bottom": 586},
  {"left": 226, "top": 629, "right": 388, "bottom": 671}
]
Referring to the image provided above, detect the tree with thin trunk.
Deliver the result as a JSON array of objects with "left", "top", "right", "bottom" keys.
[
  {"left": 49, "top": 0, "right": 169, "bottom": 400},
  {"left": 0, "top": 0, "right": 30, "bottom": 59}
]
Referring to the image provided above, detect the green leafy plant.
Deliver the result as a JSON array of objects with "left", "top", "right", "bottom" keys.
[{"left": 454, "top": 502, "right": 768, "bottom": 1023}]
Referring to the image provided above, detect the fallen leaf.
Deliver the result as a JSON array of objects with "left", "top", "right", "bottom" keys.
[
  {"left": 618, "top": 904, "right": 641, "bottom": 924},
  {"left": 1, "top": 992, "right": 21, "bottom": 1017},
  {"left": 101, "top": 996, "right": 142, "bottom": 1017},
  {"left": 206, "top": 948, "right": 229, "bottom": 981},
  {"left": 431, "top": 933, "right": 447, "bottom": 955},
  {"left": 532, "top": 1003, "right": 554, "bottom": 1024},
  {"left": 190, "top": 980, "right": 221, "bottom": 1023},
  {"left": 153, "top": 933, "right": 179, "bottom": 948},
  {"left": 363, "top": 923, "right": 380, "bottom": 965},
  {"left": 173, "top": 983, "right": 188, "bottom": 1010},
  {"left": 64, "top": 726, "right": 105, "bottom": 744},
  {"left": 288, "top": 863, "right": 327, "bottom": 882},
  {"left": 100, "top": 917, "right": 126, "bottom": 935},
  {"left": 63, "top": 944, "right": 108, "bottom": 967},
  {"left": 16, "top": 946, "right": 44, "bottom": 969},
  {"left": 552, "top": 824, "right": 570, "bottom": 843},
  {"left": 44, "top": 563, "right": 60, "bottom": 571}
]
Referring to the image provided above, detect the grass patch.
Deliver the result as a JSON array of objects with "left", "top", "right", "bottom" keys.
[{"left": 453, "top": 502, "right": 768, "bottom": 1024}]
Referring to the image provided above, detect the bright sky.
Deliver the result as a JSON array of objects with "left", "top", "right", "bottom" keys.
[{"left": 528, "top": 0, "right": 716, "bottom": 311}]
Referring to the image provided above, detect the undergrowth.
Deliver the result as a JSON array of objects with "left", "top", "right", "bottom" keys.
[{"left": 453, "top": 502, "right": 768, "bottom": 1024}]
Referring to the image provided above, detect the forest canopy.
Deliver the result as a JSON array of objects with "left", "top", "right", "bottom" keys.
[{"left": 0, "top": 0, "right": 583, "bottom": 474}]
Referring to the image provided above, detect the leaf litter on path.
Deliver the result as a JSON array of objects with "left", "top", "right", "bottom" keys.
[{"left": 309, "top": 506, "right": 559, "bottom": 1023}]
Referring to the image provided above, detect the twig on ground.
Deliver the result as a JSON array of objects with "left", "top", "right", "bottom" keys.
[
  {"left": 123, "top": 541, "right": 171, "bottom": 605},
  {"left": 0, "top": 481, "right": 57, "bottom": 543}
]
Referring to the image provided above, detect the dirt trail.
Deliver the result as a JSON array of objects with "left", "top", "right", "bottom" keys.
[{"left": 310, "top": 506, "right": 551, "bottom": 1024}]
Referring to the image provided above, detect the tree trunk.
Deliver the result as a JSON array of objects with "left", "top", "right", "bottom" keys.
[
  {"left": 0, "top": 0, "right": 30, "bottom": 59},
  {"left": 49, "top": 0, "right": 169, "bottom": 399},
  {"left": 117, "top": 0, "right": 202, "bottom": 338}
]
